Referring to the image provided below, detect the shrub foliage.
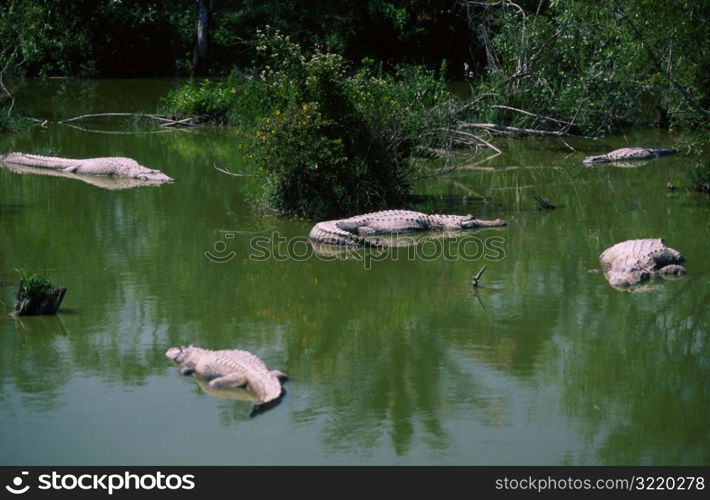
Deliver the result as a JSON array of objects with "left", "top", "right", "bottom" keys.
[{"left": 163, "top": 27, "right": 460, "bottom": 219}]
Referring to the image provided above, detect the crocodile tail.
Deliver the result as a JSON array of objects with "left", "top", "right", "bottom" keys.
[
  {"left": 249, "top": 388, "right": 287, "bottom": 418},
  {"left": 655, "top": 148, "right": 676, "bottom": 156},
  {"left": 309, "top": 221, "right": 367, "bottom": 247},
  {"left": 270, "top": 369, "right": 289, "bottom": 382}
]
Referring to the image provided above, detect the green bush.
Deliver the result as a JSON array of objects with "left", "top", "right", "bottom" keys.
[
  {"left": 244, "top": 28, "right": 459, "bottom": 219},
  {"left": 164, "top": 27, "right": 461, "bottom": 219},
  {"left": 159, "top": 79, "right": 237, "bottom": 124},
  {"left": 0, "top": 109, "right": 30, "bottom": 133}
]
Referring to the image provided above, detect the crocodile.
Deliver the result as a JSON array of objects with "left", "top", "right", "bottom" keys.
[
  {"left": 0, "top": 152, "right": 174, "bottom": 182},
  {"left": 309, "top": 209, "right": 507, "bottom": 247},
  {"left": 165, "top": 345, "right": 287, "bottom": 414},
  {"left": 599, "top": 238, "right": 687, "bottom": 288},
  {"left": 582, "top": 147, "right": 675, "bottom": 165},
  {"left": 1, "top": 161, "right": 168, "bottom": 190}
]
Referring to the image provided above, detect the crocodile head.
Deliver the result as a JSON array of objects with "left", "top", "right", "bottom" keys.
[
  {"left": 459, "top": 215, "right": 507, "bottom": 228},
  {"left": 459, "top": 215, "right": 479, "bottom": 228},
  {"left": 136, "top": 169, "right": 175, "bottom": 182},
  {"left": 605, "top": 267, "right": 651, "bottom": 288},
  {"left": 165, "top": 344, "right": 196, "bottom": 362},
  {"left": 604, "top": 260, "right": 687, "bottom": 288},
  {"left": 582, "top": 154, "right": 609, "bottom": 165}
]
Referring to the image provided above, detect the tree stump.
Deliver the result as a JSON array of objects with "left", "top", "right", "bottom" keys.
[{"left": 13, "top": 279, "right": 67, "bottom": 316}]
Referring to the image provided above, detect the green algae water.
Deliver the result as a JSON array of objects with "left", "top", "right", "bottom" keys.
[{"left": 0, "top": 80, "right": 708, "bottom": 465}]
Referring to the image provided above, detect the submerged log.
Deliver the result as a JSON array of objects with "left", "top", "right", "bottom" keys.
[{"left": 13, "top": 279, "right": 67, "bottom": 316}]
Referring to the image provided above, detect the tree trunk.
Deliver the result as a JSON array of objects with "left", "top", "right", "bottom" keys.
[
  {"left": 192, "top": 0, "right": 209, "bottom": 72},
  {"left": 457, "top": 1, "right": 502, "bottom": 73},
  {"left": 653, "top": 96, "right": 670, "bottom": 129}
]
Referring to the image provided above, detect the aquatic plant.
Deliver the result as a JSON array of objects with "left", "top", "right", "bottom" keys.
[
  {"left": 13, "top": 269, "right": 66, "bottom": 316},
  {"left": 15, "top": 269, "right": 55, "bottom": 301}
]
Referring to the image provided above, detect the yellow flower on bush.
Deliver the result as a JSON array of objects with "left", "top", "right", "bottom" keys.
[
  {"left": 274, "top": 110, "right": 281, "bottom": 116},
  {"left": 302, "top": 103, "right": 309, "bottom": 111}
]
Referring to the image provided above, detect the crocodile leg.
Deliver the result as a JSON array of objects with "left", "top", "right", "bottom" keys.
[{"left": 208, "top": 372, "right": 248, "bottom": 389}]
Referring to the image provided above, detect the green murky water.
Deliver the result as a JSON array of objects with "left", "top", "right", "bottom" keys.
[{"left": 1, "top": 80, "right": 708, "bottom": 465}]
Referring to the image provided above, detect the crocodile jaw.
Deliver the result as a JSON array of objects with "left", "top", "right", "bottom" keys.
[
  {"left": 137, "top": 170, "right": 175, "bottom": 182},
  {"left": 606, "top": 269, "right": 650, "bottom": 288},
  {"left": 165, "top": 347, "right": 183, "bottom": 361},
  {"left": 459, "top": 215, "right": 477, "bottom": 228},
  {"left": 582, "top": 155, "right": 609, "bottom": 165},
  {"left": 460, "top": 216, "right": 507, "bottom": 228}
]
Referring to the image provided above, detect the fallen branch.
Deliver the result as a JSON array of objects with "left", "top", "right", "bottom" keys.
[
  {"left": 213, "top": 163, "right": 264, "bottom": 177},
  {"left": 490, "top": 104, "right": 576, "bottom": 127},
  {"left": 59, "top": 112, "right": 197, "bottom": 126},
  {"left": 441, "top": 128, "right": 503, "bottom": 154},
  {"left": 459, "top": 122, "right": 593, "bottom": 138},
  {"left": 19, "top": 116, "right": 46, "bottom": 123},
  {"left": 461, "top": 163, "right": 562, "bottom": 171},
  {"left": 60, "top": 123, "right": 190, "bottom": 135},
  {"left": 158, "top": 117, "right": 197, "bottom": 127}
]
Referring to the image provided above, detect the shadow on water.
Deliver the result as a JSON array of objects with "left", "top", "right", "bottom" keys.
[
  {"left": 558, "top": 279, "right": 710, "bottom": 464},
  {"left": 0, "top": 203, "right": 25, "bottom": 216}
]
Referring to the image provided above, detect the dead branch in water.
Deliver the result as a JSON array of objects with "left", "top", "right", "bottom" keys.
[
  {"left": 58, "top": 112, "right": 197, "bottom": 127},
  {"left": 489, "top": 104, "right": 576, "bottom": 127},
  {"left": 458, "top": 122, "right": 594, "bottom": 139},
  {"left": 158, "top": 116, "right": 197, "bottom": 127},
  {"left": 440, "top": 128, "right": 503, "bottom": 154},
  {"left": 60, "top": 123, "right": 191, "bottom": 135},
  {"left": 213, "top": 163, "right": 264, "bottom": 177},
  {"left": 471, "top": 265, "right": 487, "bottom": 288}
]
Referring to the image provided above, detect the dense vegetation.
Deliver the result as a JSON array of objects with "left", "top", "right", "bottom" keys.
[
  {"left": 469, "top": 0, "right": 709, "bottom": 135},
  {"left": 0, "top": 0, "right": 474, "bottom": 78},
  {"left": 2, "top": 0, "right": 708, "bottom": 209},
  {"left": 162, "top": 28, "right": 460, "bottom": 218}
]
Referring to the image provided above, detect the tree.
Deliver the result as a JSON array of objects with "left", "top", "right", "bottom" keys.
[{"left": 192, "top": 0, "right": 210, "bottom": 72}]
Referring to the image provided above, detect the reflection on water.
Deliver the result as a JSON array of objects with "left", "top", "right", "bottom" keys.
[{"left": 0, "top": 79, "right": 708, "bottom": 465}]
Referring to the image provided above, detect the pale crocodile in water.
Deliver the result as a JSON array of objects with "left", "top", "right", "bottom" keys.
[
  {"left": 1, "top": 161, "right": 167, "bottom": 190},
  {"left": 582, "top": 147, "right": 675, "bottom": 165},
  {"left": 599, "top": 238, "right": 687, "bottom": 288},
  {"left": 0, "top": 152, "right": 174, "bottom": 182},
  {"left": 309, "top": 210, "right": 507, "bottom": 247},
  {"left": 165, "top": 345, "right": 287, "bottom": 415}
]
